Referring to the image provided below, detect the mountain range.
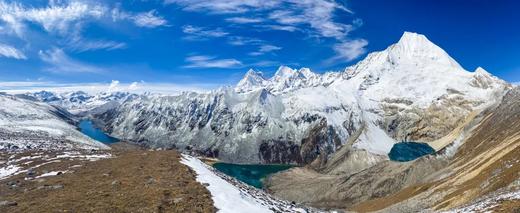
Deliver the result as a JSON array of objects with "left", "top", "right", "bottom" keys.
[{"left": 90, "top": 32, "right": 509, "bottom": 166}]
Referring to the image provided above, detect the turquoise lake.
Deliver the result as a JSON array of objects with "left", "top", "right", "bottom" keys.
[
  {"left": 212, "top": 163, "right": 294, "bottom": 188},
  {"left": 388, "top": 142, "right": 435, "bottom": 162},
  {"left": 78, "top": 120, "right": 119, "bottom": 144}
]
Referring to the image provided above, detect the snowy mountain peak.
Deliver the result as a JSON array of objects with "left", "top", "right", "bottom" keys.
[
  {"left": 298, "top": 68, "right": 317, "bottom": 79},
  {"left": 241, "top": 68, "right": 261, "bottom": 77},
  {"left": 474, "top": 67, "right": 491, "bottom": 76},
  {"left": 388, "top": 31, "right": 462, "bottom": 69},
  {"left": 273, "top": 66, "right": 298, "bottom": 79},
  {"left": 236, "top": 66, "right": 325, "bottom": 94},
  {"left": 235, "top": 69, "right": 266, "bottom": 93},
  {"left": 397, "top": 31, "right": 431, "bottom": 46}
]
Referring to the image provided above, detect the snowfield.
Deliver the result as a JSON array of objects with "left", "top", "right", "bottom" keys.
[{"left": 181, "top": 155, "right": 315, "bottom": 213}]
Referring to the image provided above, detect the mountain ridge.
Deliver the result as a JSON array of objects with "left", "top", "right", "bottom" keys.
[{"left": 81, "top": 32, "right": 510, "bottom": 165}]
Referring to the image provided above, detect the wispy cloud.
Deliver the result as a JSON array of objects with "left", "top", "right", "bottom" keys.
[
  {"left": 184, "top": 55, "right": 242, "bottom": 68},
  {"left": 38, "top": 48, "right": 103, "bottom": 73},
  {"left": 227, "top": 36, "right": 263, "bottom": 46},
  {"left": 249, "top": 44, "right": 282, "bottom": 56},
  {"left": 0, "top": 1, "right": 106, "bottom": 36},
  {"left": 67, "top": 37, "right": 127, "bottom": 52},
  {"left": 165, "top": 0, "right": 366, "bottom": 65},
  {"left": 164, "top": 0, "right": 279, "bottom": 14},
  {"left": 225, "top": 17, "right": 264, "bottom": 24},
  {"left": 0, "top": 1, "right": 168, "bottom": 38},
  {"left": 182, "top": 25, "right": 229, "bottom": 40},
  {"left": 261, "top": 24, "right": 299, "bottom": 32},
  {"left": 167, "top": 0, "right": 354, "bottom": 39},
  {"left": 133, "top": 10, "right": 168, "bottom": 28},
  {"left": 325, "top": 39, "right": 368, "bottom": 64},
  {"left": 0, "top": 43, "right": 27, "bottom": 59}
]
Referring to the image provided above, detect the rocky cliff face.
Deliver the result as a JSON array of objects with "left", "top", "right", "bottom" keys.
[{"left": 92, "top": 32, "right": 509, "bottom": 165}]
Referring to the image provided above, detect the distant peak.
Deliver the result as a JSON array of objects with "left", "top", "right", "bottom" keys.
[
  {"left": 298, "top": 68, "right": 317, "bottom": 79},
  {"left": 245, "top": 69, "right": 264, "bottom": 78},
  {"left": 400, "top": 31, "right": 428, "bottom": 40},
  {"left": 274, "top": 66, "right": 297, "bottom": 78},
  {"left": 235, "top": 68, "right": 266, "bottom": 93},
  {"left": 387, "top": 31, "right": 462, "bottom": 69},
  {"left": 396, "top": 31, "right": 435, "bottom": 48},
  {"left": 474, "top": 67, "right": 491, "bottom": 75}
]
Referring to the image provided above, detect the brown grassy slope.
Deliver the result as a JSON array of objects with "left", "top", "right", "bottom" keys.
[{"left": 0, "top": 145, "right": 215, "bottom": 213}]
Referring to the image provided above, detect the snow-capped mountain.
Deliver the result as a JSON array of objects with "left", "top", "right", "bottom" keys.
[
  {"left": 235, "top": 66, "right": 339, "bottom": 94},
  {"left": 22, "top": 91, "right": 137, "bottom": 114},
  {"left": 94, "top": 32, "right": 510, "bottom": 164},
  {"left": 0, "top": 93, "right": 109, "bottom": 151}
]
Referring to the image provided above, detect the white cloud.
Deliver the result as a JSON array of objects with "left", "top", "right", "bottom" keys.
[
  {"left": 184, "top": 55, "right": 242, "bottom": 68},
  {"left": 0, "top": 1, "right": 168, "bottom": 38},
  {"left": 249, "top": 44, "right": 282, "bottom": 56},
  {"left": 133, "top": 10, "right": 168, "bottom": 28},
  {"left": 165, "top": 0, "right": 365, "bottom": 65},
  {"left": 67, "top": 37, "right": 127, "bottom": 52},
  {"left": 0, "top": 43, "right": 27, "bottom": 59},
  {"left": 166, "top": 0, "right": 354, "bottom": 40},
  {"left": 326, "top": 39, "right": 368, "bottom": 63},
  {"left": 261, "top": 24, "right": 299, "bottom": 32},
  {"left": 164, "top": 0, "right": 280, "bottom": 14},
  {"left": 0, "top": 1, "right": 106, "bottom": 35},
  {"left": 182, "top": 25, "right": 229, "bottom": 40},
  {"left": 227, "top": 36, "right": 263, "bottom": 46},
  {"left": 225, "top": 17, "right": 264, "bottom": 24},
  {"left": 38, "top": 48, "right": 103, "bottom": 73}
]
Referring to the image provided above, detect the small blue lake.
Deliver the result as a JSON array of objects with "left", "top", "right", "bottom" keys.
[
  {"left": 212, "top": 163, "right": 294, "bottom": 188},
  {"left": 388, "top": 142, "right": 435, "bottom": 162},
  {"left": 78, "top": 120, "right": 119, "bottom": 144}
]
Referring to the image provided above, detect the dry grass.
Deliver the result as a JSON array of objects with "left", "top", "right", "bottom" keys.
[{"left": 0, "top": 144, "right": 215, "bottom": 213}]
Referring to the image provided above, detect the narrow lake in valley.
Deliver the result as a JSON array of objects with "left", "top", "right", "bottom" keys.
[
  {"left": 78, "top": 120, "right": 119, "bottom": 144},
  {"left": 212, "top": 163, "right": 294, "bottom": 188},
  {"left": 388, "top": 142, "right": 435, "bottom": 162}
]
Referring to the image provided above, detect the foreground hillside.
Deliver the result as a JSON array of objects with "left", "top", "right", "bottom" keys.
[{"left": 0, "top": 144, "right": 215, "bottom": 213}]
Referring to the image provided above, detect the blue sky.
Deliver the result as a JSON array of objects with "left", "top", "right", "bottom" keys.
[{"left": 0, "top": 0, "right": 519, "bottom": 92}]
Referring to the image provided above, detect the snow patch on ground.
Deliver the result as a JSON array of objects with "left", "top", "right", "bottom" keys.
[
  {"left": 181, "top": 154, "right": 317, "bottom": 213},
  {"left": 444, "top": 190, "right": 520, "bottom": 213},
  {"left": 1, "top": 151, "right": 111, "bottom": 180},
  {"left": 0, "top": 165, "right": 21, "bottom": 180},
  {"left": 181, "top": 155, "right": 273, "bottom": 213},
  {"left": 34, "top": 170, "right": 68, "bottom": 179}
]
